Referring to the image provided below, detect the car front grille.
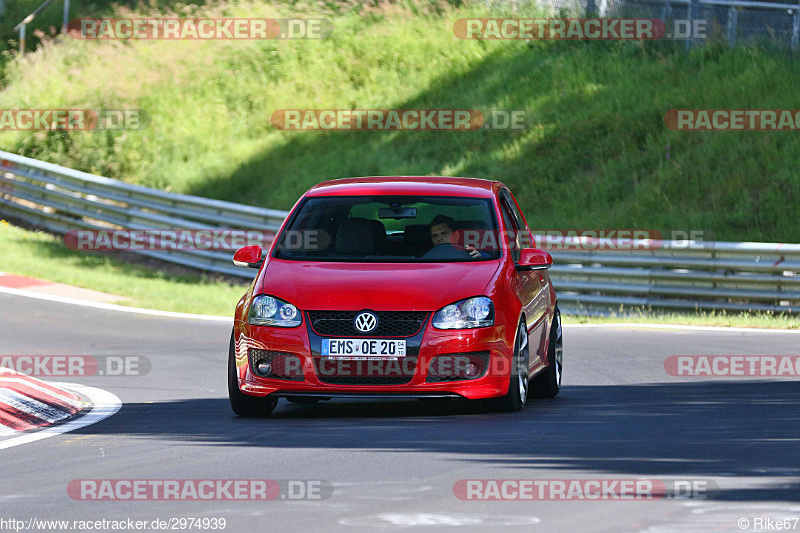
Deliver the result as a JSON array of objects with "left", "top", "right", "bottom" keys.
[{"left": 307, "top": 311, "right": 428, "bottom": 337}]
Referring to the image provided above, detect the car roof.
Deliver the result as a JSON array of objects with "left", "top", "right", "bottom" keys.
[{"left": 305, "top": 176, "right": 504, "bottom": 198}]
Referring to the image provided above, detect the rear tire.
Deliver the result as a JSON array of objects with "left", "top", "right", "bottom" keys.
[
  {"left": 531, "top": 308, "right": 562, "bottom": 398},
  {"left": 492, "top": 320, "right": 530, "bottom": 412},
  {"left": 228, "top": 331, "right": 278, "bottom": 417}
]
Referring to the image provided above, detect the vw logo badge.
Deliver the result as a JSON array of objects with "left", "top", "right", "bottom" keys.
[{"left": 354, "top": 311, "right": 378, "bottom": 333}]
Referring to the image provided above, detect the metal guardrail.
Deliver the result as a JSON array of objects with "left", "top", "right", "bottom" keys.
[
  {"left": 12, "top": 0, "right": 68, "bottom": 55},
  {"left": 539, "top": 0, "right": 800, "bottom": 48},
  {"left": 631, "top": 0, "right": 800, "bottom": 48},
  {"left": 1, "top": 149, "right": 798, "bottom": 313},
  {"left": 0, "top": 150, "right": 286, "bottom": 278}
]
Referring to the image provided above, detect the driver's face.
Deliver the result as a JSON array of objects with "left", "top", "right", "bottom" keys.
[{"left": 431, "top": 223, "right": 453, "bottom": 246}]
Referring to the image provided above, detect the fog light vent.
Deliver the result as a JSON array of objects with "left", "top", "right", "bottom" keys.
[
  {"left": 426, "top": 352, "right": 490, "bottom": 383},
  {"left": 248, "top": 349, "right": 305, "bottom": 381}
]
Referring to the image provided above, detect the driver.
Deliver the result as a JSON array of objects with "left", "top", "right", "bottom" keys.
[{"left": 429, "top": 215, "right": 483, "bottom": 259}]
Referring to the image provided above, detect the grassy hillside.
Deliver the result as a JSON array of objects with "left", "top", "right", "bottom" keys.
[{"left": 1, "top": 0, "right": 799, "bottom": 241}]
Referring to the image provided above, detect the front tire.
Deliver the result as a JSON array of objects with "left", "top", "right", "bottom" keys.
[
  {"left": 492, "top": 320, "right": 530, "bottom": 412},
  {"left": 228, "top": 331, "right": 278, "bottom": 417},
  {"left": 531, "top": 307, "right": 562, "bottom": 398}
]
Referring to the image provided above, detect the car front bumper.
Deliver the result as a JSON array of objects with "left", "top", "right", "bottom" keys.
[{"left": 234, "top": 319, "right": 516, "bottom": 401}]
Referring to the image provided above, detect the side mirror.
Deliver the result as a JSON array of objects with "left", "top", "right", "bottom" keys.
[
  {"left": 516, "top": 248, "right": 552, "bottom": 271},
  {"left": 233, "top": 245, "right": 264, "bottom": 268}
]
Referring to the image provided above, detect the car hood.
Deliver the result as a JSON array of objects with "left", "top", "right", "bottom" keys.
[{"left": 258, "top": 259, "right": 502, "bottom": 311}]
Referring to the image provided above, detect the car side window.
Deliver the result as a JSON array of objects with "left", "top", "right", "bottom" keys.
[
  {"left": 499, "top": 200, "right": 522, "bottom": 262},
  {"left": 501, "top": 190, "right": 532, "bottom": 250}
]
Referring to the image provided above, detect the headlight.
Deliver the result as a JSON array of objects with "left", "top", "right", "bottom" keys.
[
  {"left": 432, "top": 296, "right": 494, "bottom": 329},
  {"left": 248, "top": 295, "right": 301, "bottom": 327}
]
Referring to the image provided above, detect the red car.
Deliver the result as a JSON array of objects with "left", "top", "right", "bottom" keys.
[{"left": 228, "top": 177, "right": 562, "bottom": 416}]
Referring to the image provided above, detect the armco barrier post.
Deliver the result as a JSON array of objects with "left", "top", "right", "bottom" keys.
[
  {"left": 727, "top": 6, "right": 738, "bottom": 46},
  {"left": 689, "top": 0, "right": 701, "bottom": 48},
  {"left": 62, "top": 0, "right": 70, "bottom": 33}
]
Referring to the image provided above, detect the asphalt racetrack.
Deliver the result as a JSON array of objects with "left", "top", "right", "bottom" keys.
[{"left": 1, "top": 290, "right": 799, "bottom": 532}]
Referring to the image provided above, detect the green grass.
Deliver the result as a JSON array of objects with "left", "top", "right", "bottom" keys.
[
  {"left": 0, "top": 1, "right": 798, "bottom": 241},
  {"left": 0, "top": 221, "right": 246, "bottom": 315},
  {"left": 564, "top": 307, "right": 800, "bottom": 329}
]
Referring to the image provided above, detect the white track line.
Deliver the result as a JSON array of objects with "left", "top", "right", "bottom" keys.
[
  {"left": 0, "top": 384, "right": 121, "bottom": 450},
  {"left": 0, "top": 285, "right": 231, "bottom": 322},
  {"left": 0, "top": 425, "right": 17, "bottom": 437},
  {"left": 2, "top": 283, "right": 799, "bottom": 333},
  {"left": 563, "top": 323, "right": 800, "bottom": 333}
]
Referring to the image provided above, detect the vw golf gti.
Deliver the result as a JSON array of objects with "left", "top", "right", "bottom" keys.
[{"left": 228, "top": 177, "right": 563, "bottom": 416}]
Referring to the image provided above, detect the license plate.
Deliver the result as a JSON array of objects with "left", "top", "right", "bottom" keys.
[{"left": 321, "top": 339, "right": 406, "bottom": 358}]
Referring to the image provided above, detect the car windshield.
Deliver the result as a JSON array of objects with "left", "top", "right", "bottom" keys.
[{"left": 273, "top": 195, "right": 501, "bottom": 262}]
